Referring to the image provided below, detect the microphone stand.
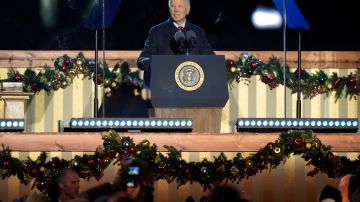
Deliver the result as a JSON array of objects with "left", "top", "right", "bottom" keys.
[
  {"left": 296, "top": 29, "right": 302, "bottom": 118},
  {"left": 93, "top": 0, "right": 106, "bottom": 118},
  {"left": 101, "top": 0, "right": 106, "bottom": 117},
  {"left": 282, "top": 0, "right": 287, "bottom": 118},
  {"left": 94, "top": 29, "right": 99, "bottom": 118}
]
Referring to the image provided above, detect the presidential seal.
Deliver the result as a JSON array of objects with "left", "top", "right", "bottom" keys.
[{"left": 175, "top": 61, "right": 204, "bottom": 91}]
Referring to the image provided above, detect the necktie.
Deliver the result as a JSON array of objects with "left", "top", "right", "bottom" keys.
[{"left": 178, "top": 26, "right": 183, "bottom": 32}]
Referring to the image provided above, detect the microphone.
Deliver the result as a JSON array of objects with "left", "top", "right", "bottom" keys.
[
  {"left": 174, "top": 31, "right": 185, "bottom": 45},
  {"left": 174, "top": 31, "right": 186, "bottom": 53},
  {"left": 185, "top": 30, "right": 197, "bottom": 48}
]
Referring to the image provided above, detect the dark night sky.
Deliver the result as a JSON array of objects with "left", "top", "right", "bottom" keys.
[{"left": 0, "top": 0, "right": 359, "bottom": 51}]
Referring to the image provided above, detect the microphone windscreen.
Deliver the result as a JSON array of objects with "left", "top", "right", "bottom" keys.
[
  {"left": 185, "top": 30, "right": 197, "bottom": 41},
  {"left": 174, "top": 31, "right": 185, "bottom": 43}
]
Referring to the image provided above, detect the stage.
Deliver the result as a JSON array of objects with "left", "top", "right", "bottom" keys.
[{"left": 0, "top": 50, "right": 359, "bottom": 202}]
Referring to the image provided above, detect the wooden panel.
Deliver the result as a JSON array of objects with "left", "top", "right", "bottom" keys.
[
  {"left": 1, "top": 132, "right": 359, "bottom": 152},
  {"left": 0, "top": 50, "right": 359, "bottom": 69},
  {"left": 151, "top": 108, "right": 222, "bottom": 133}
]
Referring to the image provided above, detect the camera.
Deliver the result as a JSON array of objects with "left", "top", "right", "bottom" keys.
[{"left": 128, "top": 166, "right": 140, "bottom": 175}]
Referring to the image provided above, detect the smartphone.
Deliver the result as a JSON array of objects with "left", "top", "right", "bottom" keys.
[
  {"left": 128, "top": 166, "right": 140, "bottom": 175},
  {"left": 126, "top": 180, "right": 137, "bottom": 188}
]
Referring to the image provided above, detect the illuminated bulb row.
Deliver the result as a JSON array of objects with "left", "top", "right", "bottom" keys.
[
  {"left": 0, "top": 120, "right": 25, "bottom": 128},
  {"left": 71, "top": 119, "right": 193, "bottom": 128},
  {"left": 237, "top": 119, "right": 358, "bottom": 128}
]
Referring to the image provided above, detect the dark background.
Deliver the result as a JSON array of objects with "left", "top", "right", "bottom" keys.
[{"left": 0, "top": 0, "right": 359, "bottom": 51}]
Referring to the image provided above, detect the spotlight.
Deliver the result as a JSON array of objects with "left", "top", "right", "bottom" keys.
[
  {"left": 236, "top": 118, "right": 358, "bottom": 133},
  {"left": 59, "top": 118, "right": 193, "bottom": 132},
  {"left": 0, "top": 119, "right": 25, "bottom": 132}
]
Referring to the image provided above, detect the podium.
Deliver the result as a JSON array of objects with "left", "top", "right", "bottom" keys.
[
  {"left": 149, "top": 55, "right": 229, "bottom": 133},
  {"left": 0, "top": 92, "right": 33, "bottom": 119}
]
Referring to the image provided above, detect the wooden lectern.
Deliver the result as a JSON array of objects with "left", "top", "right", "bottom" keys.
[
  {"left": 0, "top": 82, "right": 33, "bottom": 119},
  {"left": 148, "top": 55, "right": 229, "bottom": 133}
]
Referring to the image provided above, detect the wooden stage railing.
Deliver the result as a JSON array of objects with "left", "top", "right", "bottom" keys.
[
  {"left": 1, "top": 50, "right": 360, "bottom": 69},
  {"left": 1, "top": 132, "right": 360, "bottom": 152}
]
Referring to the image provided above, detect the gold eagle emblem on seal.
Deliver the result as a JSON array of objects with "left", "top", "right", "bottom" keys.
[{"left": 175, "top": 61, "right": 204, "bottom": 91}]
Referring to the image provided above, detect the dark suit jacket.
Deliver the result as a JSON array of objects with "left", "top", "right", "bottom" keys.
[{"left": 137, "top": 18, "right": 215, "bottom": 86}]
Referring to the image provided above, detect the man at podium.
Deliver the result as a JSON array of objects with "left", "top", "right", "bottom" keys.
[
  {"left": 137, "top": 0, "right": 214, "bottom": 81},
  {"left": 136, "top": 0, "right": 228, "bottom": 133}
]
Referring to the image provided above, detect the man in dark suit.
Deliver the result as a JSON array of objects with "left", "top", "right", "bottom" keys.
[{"left": 137, "top": 0, "right": 214, "bottom": 87}]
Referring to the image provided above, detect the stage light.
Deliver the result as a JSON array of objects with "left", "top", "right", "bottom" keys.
[
  {"left": 236, "top": 118, "right": 358, "bottom": 133},
  {"left": 59, "top": 118, "right": 193, "bottom": 132},
  {"left": 0, "top": 119, "right": 25, "bottom": 132},
  {"left": 251, "top": 6, "right": 282, "bottom": 29}
]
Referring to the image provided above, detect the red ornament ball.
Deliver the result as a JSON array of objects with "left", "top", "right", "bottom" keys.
[
  {"left": 258, "top": 153, "right": 266, "bottom": 161},
  {"left": 293, "top": 137, "right": 303, "bottom": 148},
  {"left": 226, "top": 59, "right": 236, "bottom": 68},
  {"left": 347, "top": 76, "right": 356, "bottom": 85},
  {"left": 129, "top": 146, "right": 136, "bottom": 153},
  {"left": 332, "top": 78, "right": 342, "bottom": 88},
  {"left": 87, "top": 158, "right": 95, "bottom": 165},
  {"left": 265, "top": 143, "right": 274, "bottom": 152},
  {"left": 2, "top": 159, "right": 10, "bottom": 169},
  {"left": 326, "top": 152, "right": 335, "bottom": 161},
  {"left": 106, "top": 150, "right": 117, "bottom": 158},
  {"left": 14, "top": 73, "right": 22, "bottom": 82}
]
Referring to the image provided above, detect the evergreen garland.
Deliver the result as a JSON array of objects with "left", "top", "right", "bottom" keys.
[
  {"left": 1, "top": 130, "right": 359, "bottom": 193},
  {"left": 1, "top": 52, "right": 359, "bottom": 100}
]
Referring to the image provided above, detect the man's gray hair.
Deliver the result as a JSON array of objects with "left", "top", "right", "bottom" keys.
[{"left": 168, "top": 0, "right": 191, "bottom": 7}]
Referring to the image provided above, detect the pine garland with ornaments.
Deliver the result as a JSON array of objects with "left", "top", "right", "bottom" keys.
[
  {"left": 1, "top": 52, "right": 359, "bottom": 100},
  {"left": 226, "top": 52, "right": 360, "bottom": 100},
  {"left": 1, "top": 130, "right": 359, "bottom": 193},
  {"left": 2, "top": 52, "right": 143, "bottom": 97}
]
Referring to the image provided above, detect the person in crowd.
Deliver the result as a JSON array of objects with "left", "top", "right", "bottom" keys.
[
  {"left": 137, "top": 0, "right": 214, "bottom": 88},
  {"left": 72, "top": 159, "right": 154, "bottom": 202},
  {"left": 48, "top": 168, "right": 80, "bottom": 202},
  {"left": 338, "top": 174, "right": 360, "bottom": 202},
  {"left": 111, "top": 159, "right": 154, "bottom": 202},
  {"left": 350, "top": 187, "right": 360, "bottom": 202},
  {"left": 24, "top": 192, "right": 51, "bottom": 202},
  {"left": 319, "top": 185, "right": 342, "bottom": 202},
  {"left": 206, "top": 185, "right": 250, "bottom": 202}
]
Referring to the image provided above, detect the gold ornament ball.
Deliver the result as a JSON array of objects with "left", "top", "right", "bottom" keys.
[
  {"left": 25, "top": 85, "right": 32, "bottom": 92},
  {"left": 111, "top": 82, "right": 118, "bottom": 88},
  {"left": 273, "top": 147, "right": 282, "bottom": 157},
  {"left": 101, "top": 131, "right": 111, "bottom": 139},
  {"left": 312, "top": 141, "right": 320, "bottom": 148},
  {"left": 115, "top": 76, "right": 122, "bottom": 84},
  {"left": 76, "top": 59, "right": 83, "bottom": 66},
  {"left": 104, "top": 79, "right": 111, "bottom": 87},
  {"left": 325, "top": 80, "right": 332, "bottom": 89},
  {"left": 155, "top": 156, "right": 162, "bottom": 164},
  {"left": 305, "top": 142, "right": 312, "bottom": 149},
  {"left": 230, "top": 165, "right": 240, "bottom": 175},
  {"left": 230, "top": 66, "right": 237, "bottom": 73},
  {"left": 245, "top": 159, "right": 254, "bottom": 169},
  {"left": 261, "top": 69, "right": 270, "bottom": 76},
  {"left": 40, "top": 69, "right": 46, "bottom": 75},
  {"left": 68, "top": 69, "right": 77, "bottom": 78},
  {"left": 141, "top": 140, "right": 150, "bottom": 148}
]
